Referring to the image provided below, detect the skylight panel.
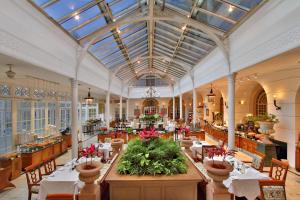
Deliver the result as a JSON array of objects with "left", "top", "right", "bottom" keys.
[
  {"left": 43, "top": 0, "right": 93, "bottom": 21},
  {"left": 109, "top": 0, "right": 137, "bottom": 16},
  {"left": 32, "top": 0, "right": 50, "bottom": 6},
  {"left": 166, "top": 0, "right": 193, "bottom": 12},
  {"left": 72, "top": 17, "right": 107, "bottom": 39},
  {"left": 61, "top": 5, "right": 101, "bottom": 31}
]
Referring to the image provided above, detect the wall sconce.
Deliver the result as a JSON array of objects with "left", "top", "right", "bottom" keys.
[
  {"left": 224, "top": 101, "right": 228, "bottom": 109},
  {"left": 273, "top": 95, "right": 281, "bottom": 110},
  {"left": 239, "top": 100, "right": 245, "bottom": 105}
]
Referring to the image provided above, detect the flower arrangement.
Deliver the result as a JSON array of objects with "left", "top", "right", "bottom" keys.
[
  {"left": 206, "top": 145, "right": 235, "bottom": 169},
  {"left": 245, "top": 113, "right": 279, "bottom": 124},
  {"left": 139, "top": 128, "right": 159, "bottom": 140},
  {"left": 80, "top": 144, "right": 101, "bottom": 169},
  {"left": 178, "top": 126, "right": 190, "bottom": 137}
]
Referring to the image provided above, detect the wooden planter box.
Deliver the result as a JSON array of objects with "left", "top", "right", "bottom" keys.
[
  {"left": 160, "top": 133, "right": 172, "bottom": 139},
  {"left": 98, "top": 134, "right": 112, "bottom": 143},
  {"left": 105, "top": 155, "right": 206, "bottom": 200}
]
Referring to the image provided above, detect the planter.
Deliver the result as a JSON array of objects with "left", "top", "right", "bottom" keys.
[
  {"left": 181, "top": 137, "right": 193, "bottom": 149},
  {"left": 203, "top": 160, "right": 233, "bottom": 183},
  {"left": 111, "top": 139, "right": 124, "bottom": 153},
  {"left": 76, "top": 161, "right": 102, "bottom": 200},
  {"left": 258, "top": 121, "right": 275, "bottom": 144}
]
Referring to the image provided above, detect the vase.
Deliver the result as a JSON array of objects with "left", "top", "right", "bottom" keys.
[
  {"left": 76, "top": 161, "right": 102, "bottom": 200},
  {"left": 258, "top": 121, "right": 275, "bottom": 144},
  {"left": 203, "top": 160, "right": 233, "bottom": 183},
  {"left": 111, "top": 138, "right": 124, "bottom": 153}
]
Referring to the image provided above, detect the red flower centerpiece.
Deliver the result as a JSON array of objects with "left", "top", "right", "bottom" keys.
[
  {"left": 203, "top": 145, "right": 235, "bottom": 183},
  {"left": 178, "top": 126, "right": 190, "bottom": 137},
  {"left": 139, "top": 128, "right": 159, "bottom": 140},
  {"left": 76, "top": 144, "right": 102, "bottom": 191}
]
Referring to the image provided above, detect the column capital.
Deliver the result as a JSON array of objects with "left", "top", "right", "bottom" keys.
[{"left": 70, "top": 78, "right": 78, "bottom": 88}]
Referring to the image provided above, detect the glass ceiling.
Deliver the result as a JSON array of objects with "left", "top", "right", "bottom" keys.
[{"left": 29, "top": 0, "right": 264, "bottom": 84}]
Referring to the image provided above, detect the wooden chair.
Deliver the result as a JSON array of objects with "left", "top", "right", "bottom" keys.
[
  {"left": 259, "top": 180, "right": 286, "bottom": 200},
  {"left": 46, "top": 194, "right": 79, "bottom": 200},
  {"left": 42, "top": 156, "right": 57, "bottom": 176},
  {"left": 199, "top": 145, "right": 216, "bottom": 162},
  {"left": 244, "top": 151, "right": 266, "bottom": 172},
  {"left": 25, "top": 163, "right": 43, "bottom": 200},
  {"left": 269, "top": 158, "right": 289, "bottom": 183}
]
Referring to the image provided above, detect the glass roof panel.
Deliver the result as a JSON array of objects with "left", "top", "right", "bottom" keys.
[
  {"left": 44, "top": 0, "right": 93, "bottom": 20},
  {"left": 194, "top": 11, "right": 232, "bottom": 32},
  {"left": 32, "top": 0, "right": 49, "bottom": 6},
  {"left": 61, "top": 5, "right": 101, "bottom": 30},
  {"left": 109, "top": 0, "right": 137, "bottom": 16},
  {"left": 229, "top": 0, "right": 262, "bottom": 9},
  {"left": 72, "top": 17, "right": 107, "bottom": 39},
  {"left": 166, "top": 0, "right": 193, "bottom": 12}
]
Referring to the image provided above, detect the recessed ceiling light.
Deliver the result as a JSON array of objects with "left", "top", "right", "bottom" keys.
[
  {"left": 228, "top": 5, "right": 234, "bottom": 13},
  {"left": 74, "top": 14, "right": 80, "bottom": 20},
  {"left": 116, "top": 28, "right": 121, "bottom": 34},
  {"left": 181, "top": 25, "right": 186, "bottom": 31},
  {"left": 187, "top": 15, "right": 191, "bottom": 18},
  {"left": 113, "top": 18, "right": 116, "bottom": 22},
  {"left": 137, "top": 60, "right": 141, "bottom": 64}
]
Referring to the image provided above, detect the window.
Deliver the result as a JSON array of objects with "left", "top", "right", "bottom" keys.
[
  {"left": 60, "top": 101, "right": 71, "bottom": 129},
  {"left": 0, "top": 99, "right": 12, "bottom": 154},
  {"left": 48, "top": 102, "right": 56, "bottom": 125},
  {"left": 256, "top": 91, "right": 267, "bottom": 116},
  {"left": 17, "top": 101, "right": 31, "bottom": 133},
  {"left": 35, "top": 102, "right": 45, "bottom": 134}
]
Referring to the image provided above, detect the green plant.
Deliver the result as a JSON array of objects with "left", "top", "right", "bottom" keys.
[
  {"left": 117, "top": 138, "right": 187, "bottom": 176},
  {"left": 256, "top": 113, "right": 279, "bottom": 123}
]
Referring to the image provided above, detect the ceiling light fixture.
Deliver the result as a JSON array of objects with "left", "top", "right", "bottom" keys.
[
  {"left": 206, "top": 84, "right": 216, "bottom": 103},
  {"left": 181, "top": 25, "right": 187, "bottom": 31},
  {"left": 6, "top": 64, "right": 16, "bottom": 79},
  {"left": 228, "top": 5, "right": 234, "bottom": 13},
  {"left": 137, "top": 60, "right": 141, "bottom": 64},
  {"left": 74, "top": 14, "right": 80, "bottom": 20},
  {"left": 116, "top": 28, "right": 121, "bottom": 34},
  {"left": 84, "top": 88, "right": 94, "bottom": 104}
]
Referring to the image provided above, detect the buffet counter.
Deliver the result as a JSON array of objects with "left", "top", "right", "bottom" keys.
[
  {"left": 20, "top": 137, "right": 67, "bottom": 169},
  {"left": 203, "top": 124, "right": 277, "bottom": 166}
]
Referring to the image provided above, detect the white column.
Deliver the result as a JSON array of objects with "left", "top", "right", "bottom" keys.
[
  {"left": 71, "top": 78, "right": 78, "bottom": 159},
  {"left": 11, "top": 97, "right": 17, "bottom": 148},
  {"left": 119, "top": 96, "right": 123, "bottom": 120},
  {"left": 179, "top": 93, "right": 183, "bottom": 119},
  {"left": 172, "top": 96, "right": 175, "bottom": 120},
  {"left": 31, "top": 101, "right": 35, "bottom": 132},
  {"left": 193, "top": 88, "right": 197, "bottom": 128},
  {"left": 126, "top": 99, "right": 129, "bottom": 121},
  {"left": 105, "top": 92, "right": 110, "bottom": 129},
  {"left": 45, "top": 101, "right": 49, "bottom": 128},
  {"left": 55, "top": 97, "right": 61, "bottom": 129},
  {"left": 227, "top": 73, "right": 236, "bottom": 150}
]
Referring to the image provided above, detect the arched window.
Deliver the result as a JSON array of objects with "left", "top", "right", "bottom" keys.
[{"left": 256, "top": 91, "right": 267, "bottom": 116}]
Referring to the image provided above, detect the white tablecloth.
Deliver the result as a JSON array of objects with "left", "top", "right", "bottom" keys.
[
  {"left": 95, "top": 143, "right": 112, "bottom": 160},
  {"left": 38, "top": 157, "right": 111, "bottom": 200},
  {"left": 190, "top": 140, "right": 208, "bottom": 158},
  {"left": 205, "top": 156, "right": 270, "bottom": 200}
]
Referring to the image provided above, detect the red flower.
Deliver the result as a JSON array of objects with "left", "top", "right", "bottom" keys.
[{"left": 139, "top": 128, "right": 159, "bottom": 140}]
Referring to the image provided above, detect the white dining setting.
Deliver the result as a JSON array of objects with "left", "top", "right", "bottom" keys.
[{"left": 190, "top": 140, "right": 209, "bottom": 158}]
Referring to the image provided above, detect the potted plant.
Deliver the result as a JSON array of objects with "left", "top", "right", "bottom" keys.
[
  {"left": 203, "top": 145, "right": 235, "bottom": 184},
  {"left": 76, "top": 144, "right": 102, "bottom": 191},
  {"left": 257, "top": 113, "right": 279, "bottom": 143}
]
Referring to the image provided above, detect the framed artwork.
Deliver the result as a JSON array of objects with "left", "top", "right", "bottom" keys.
[{"left": 206, "top": 108, "right": 209, "bottom": 116}]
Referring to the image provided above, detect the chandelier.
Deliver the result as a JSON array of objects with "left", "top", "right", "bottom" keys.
[{"left": 144, "top": 86, "right": 160, "bottom": 98}]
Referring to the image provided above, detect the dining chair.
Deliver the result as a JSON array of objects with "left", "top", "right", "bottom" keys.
[
  {"left": 200, "top": 145, "right": 216, "bottom": 162},
  {"left": 244, "top": 151, "right": 266, "bottom": 172},
  {"left": 269, "top": 158, "right": 289, "bottom": 183},
  {"left": 25, "top": 163, "right": 43, "bottom": 200},
  {"left": 42, "top": 156, "right": 57, "bottom": 176},
  {"left": 46, "top": 194, "right": 79, "bottom": 200},
  {"left": 259, "top": 180, "right": 286, "bottom": 200}
]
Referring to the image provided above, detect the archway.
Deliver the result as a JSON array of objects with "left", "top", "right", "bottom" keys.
[{"left": 142, "top": 98, "right": 159, "bottom": 114}]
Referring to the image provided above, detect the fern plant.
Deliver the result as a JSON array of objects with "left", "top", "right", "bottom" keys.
[{"left": 117, "top": 138, "right": 187, "bottom": 176}]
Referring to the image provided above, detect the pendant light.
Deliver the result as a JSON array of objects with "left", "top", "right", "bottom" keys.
[
  {"left": 207, "top": 84, "right": 216, "bottom": 103},
  {"left": 84, "top": 88, "right": 94, "bottom": 104},
  {"left": 6, "top": 64, "right": 16, "bottom": 79}
]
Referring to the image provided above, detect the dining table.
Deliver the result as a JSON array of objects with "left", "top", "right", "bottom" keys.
[
  {"left": 204, "top": 156, "right": 270, "bottom": 200},
  {"left": 190, "top": 140, "right": 209, "bottom": 158},
  {"left": 38, "top": 155, "right": 116, "bottom": 200}
]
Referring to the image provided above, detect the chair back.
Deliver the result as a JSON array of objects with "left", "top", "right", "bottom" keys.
[
  {"left": 201, "top": 145, "right": 216, "bottom": 162},
  {"left": 25, "top": 163, "right": 42, "bottom": 189},
  {"left": 251, "top": 151, "right": 266, "bottom": 172},
  {"left": 46, "top": 194, "right": 78, "bottom": 200},
  {"left": 269, "top": 158, "right": 289, "bottom": 182},
  {"left": 259, "top": 180, "right": 286, "bottom": 200},
  {"left": 43, "top": 156, "right": 57, "bottom": 176}
]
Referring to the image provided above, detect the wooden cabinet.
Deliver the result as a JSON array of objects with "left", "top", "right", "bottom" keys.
[
  {"left": 22, "top": 150, "right": 43, "bottom": 169},
  {"left": 53, "top": 143, "right": 61, "bottom": 156},
  {"left": 0, "top": 153, "right": 22, "bottom": 180},
  {"left": 61, "top": 139, "right": 68, "bottom": 153},
  {"left": 296, "top": 143, "right": 300, "bottom": 171},
  {"left": 62, "top": 134, "right": 72, "bottom": 147}
]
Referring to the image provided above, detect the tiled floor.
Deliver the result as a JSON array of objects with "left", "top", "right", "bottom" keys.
[{"left": 1, "top": 135, "right": 300, "bottom": 200}]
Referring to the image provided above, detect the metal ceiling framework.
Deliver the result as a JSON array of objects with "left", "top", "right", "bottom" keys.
[{"left": 29, "top": 0, "right": 265, "bottom": 87}]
